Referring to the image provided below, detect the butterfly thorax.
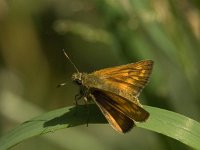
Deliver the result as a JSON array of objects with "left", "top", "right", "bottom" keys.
[{"left": 72, "top": 72, "right": 102, "bottom": 90}]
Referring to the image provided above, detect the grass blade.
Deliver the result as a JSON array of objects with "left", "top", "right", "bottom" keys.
[{"left": 0, "top": 104, "right": 199, "bottom": 149}]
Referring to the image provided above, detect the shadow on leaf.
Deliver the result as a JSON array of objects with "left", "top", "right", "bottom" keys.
[{"left": 43, "top": 104, "right": 107, "bottom": 128}]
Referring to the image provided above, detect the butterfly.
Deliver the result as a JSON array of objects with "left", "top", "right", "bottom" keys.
[{"left": 63, "top": 51, "right": 153, "bottom": 133}]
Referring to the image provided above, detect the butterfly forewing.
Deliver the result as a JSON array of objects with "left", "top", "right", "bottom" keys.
[{"left": 90, "top": 60, "right": 153, "bottom": 100}]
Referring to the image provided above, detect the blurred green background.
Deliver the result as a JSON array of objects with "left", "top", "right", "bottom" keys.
[{"left": 0, "top": 0, "right": 199, "bottom": 149}]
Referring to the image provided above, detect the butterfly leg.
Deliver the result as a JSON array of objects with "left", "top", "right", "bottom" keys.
[
  {"left": 74, "top": 88, "right": 84, "bottom": 116},
  {"left": 84, "top": 93, "right": 97, "bottom": 127},
  {"left": 75, "top": 94, "right": 83, "bottom": 105},
  {"left": 74, "top": 86, "right": 86, "bottom": 106},
  {"left": 74, "top": 87, "right": 91, "bottom": 126},
  {"left": 83, "top": 96, "right": 90, "bottom": 127},
  {"left": 83, "top": 90, "right": 94, "bottom": 127}
]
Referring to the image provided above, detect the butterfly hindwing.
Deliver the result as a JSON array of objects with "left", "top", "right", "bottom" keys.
[
  {"left": 92, "top": 89, "right": 149, "bottom": 123},
  {"left": 92, "top": 90, "right": 134, "bottom": 133}
]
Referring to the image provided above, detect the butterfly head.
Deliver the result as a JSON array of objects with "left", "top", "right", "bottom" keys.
[{"left": 72, "top": 73, "right": 83, "bottom": 85}]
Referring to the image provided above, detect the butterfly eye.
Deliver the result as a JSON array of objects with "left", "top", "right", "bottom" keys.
[{"left": 74, "top": 79, "right": 82, "bottom": 85}]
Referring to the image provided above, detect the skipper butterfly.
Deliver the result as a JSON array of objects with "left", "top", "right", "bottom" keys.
[{"left": 62, "top": 50, "right": 153, "bottom": 133}]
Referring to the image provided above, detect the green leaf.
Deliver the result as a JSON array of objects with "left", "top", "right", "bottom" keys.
[
  {"left": 0, "top": 104, "right": 200, "bottom": 150},
  {"left": 137, "top": 106, "right": 200, "bottom": 149}
]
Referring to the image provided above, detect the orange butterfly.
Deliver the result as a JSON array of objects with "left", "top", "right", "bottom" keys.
[{"left": 63, "top": 51, "right": 153, "bottom": 133}]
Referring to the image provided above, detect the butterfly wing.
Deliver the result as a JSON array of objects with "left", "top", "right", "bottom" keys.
[
  {"left": 94, "top": 100, "right": 134, "bottom": 133},
  {"left": 91, "top": 89, "right": 149, "bottom": 130},
  {"left": 91, "top": 60, "right": 153, "bottom": 99}
]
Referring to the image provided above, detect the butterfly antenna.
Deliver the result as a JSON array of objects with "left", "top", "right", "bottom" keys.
[{"left": 62, "top": 49, "right": 80, "bottom": 73}]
